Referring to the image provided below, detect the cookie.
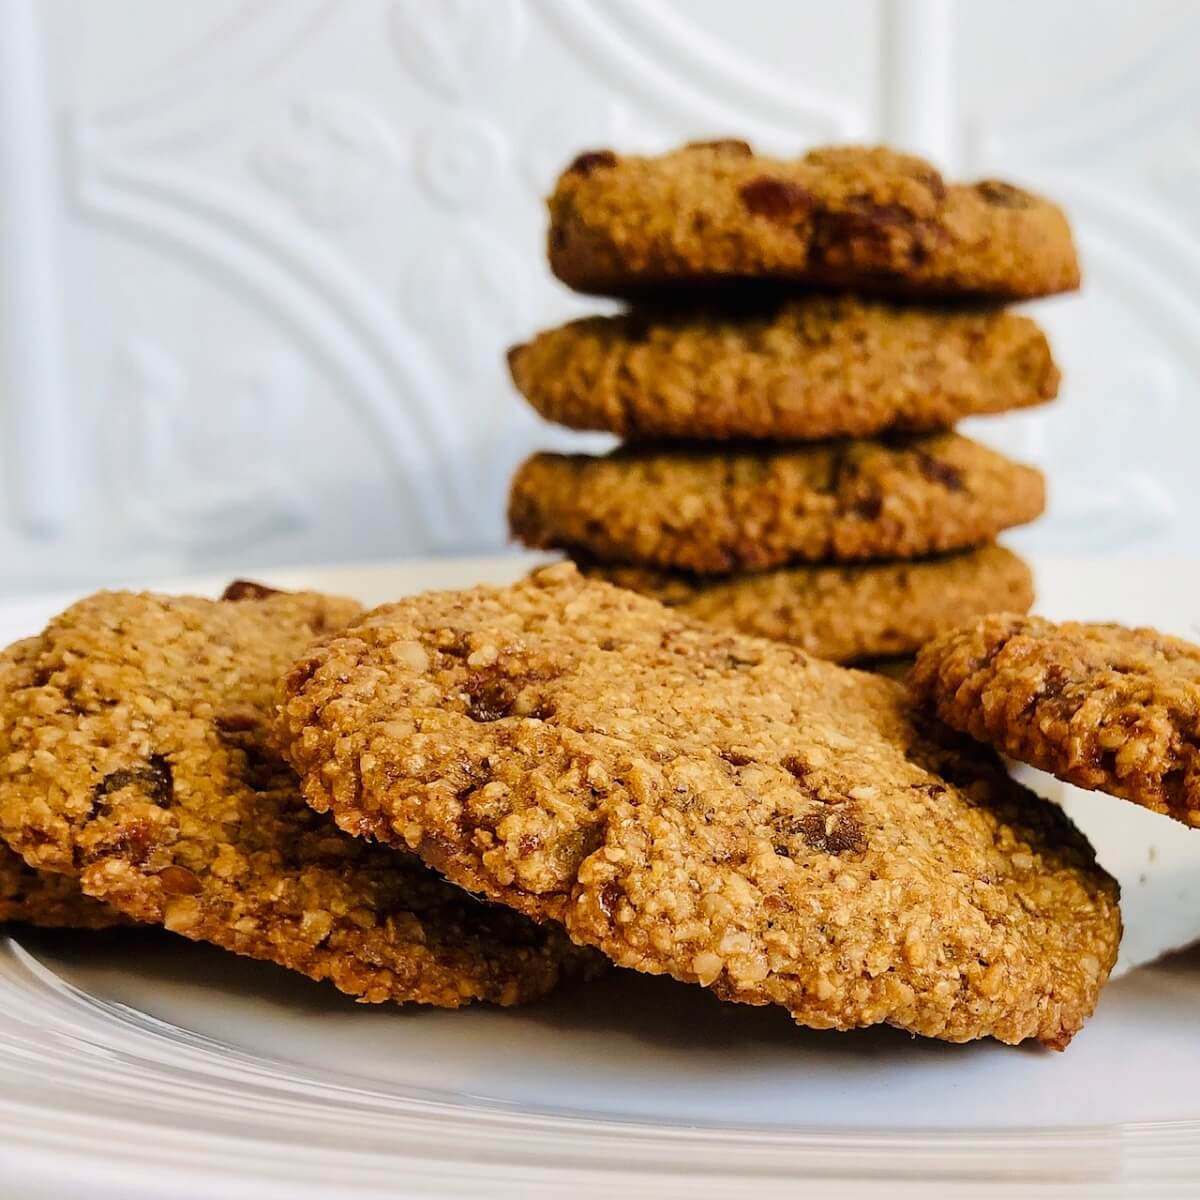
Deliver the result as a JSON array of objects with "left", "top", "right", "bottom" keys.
[
  {"left": 508, "top": 298, "right": 1058, "bottom": 441},
  {"left": 0, "top": 844, "right": 124, "bottom": 929},
  {"left": 910, "top": 614, "right": 1200, "bottom": 828},
  {"left": 277, "top": 564, "right": 1120, "bottom": 1048},
  {"left": 509, "top": 434, "right": 1045, "bottom": 573},
  {"left": 548, "top": 142, "right": 1079, "bottom": 299},
  {"left": 0, "top": 586, "right": 600, "bottom": 1007},
  {"left": 578, "top": 544, "right": 1033, "bottom": 664}
]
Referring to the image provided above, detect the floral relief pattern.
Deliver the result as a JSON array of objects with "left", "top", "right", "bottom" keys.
[
  {"left": 252, "top": 92, "right": 403, "bottom": 227},
  {"left": 415, "top": 114, "right": 506, "bottom": 209},
  {"left": 389, "top": 0, "right": 526, "bottom": 102},
  {"left": 107, "top": 338, "right": 311, "bottom": 549},
  {"left": 403, "top": 224, "right": 533, "bottom": 379}
]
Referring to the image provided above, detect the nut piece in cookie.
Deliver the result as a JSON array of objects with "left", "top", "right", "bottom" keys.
[
  {"left": 277, "top": 564, "right": 1120, "bottom": 1048},
  {"left": 910, "top": 613, "right": 1200, "bottom": 827},
  {"left": 508, "top": 434, "right": 1045, "bottom": 573},
  {"left": 547, "top": 142, "right": 1080, "bottom": 299},
  {"left": 577, "top": 544, "right": 1034, "bottom": 664},
  {"left": 0, "top": 588, "right": 601, "bottom": 1007}
]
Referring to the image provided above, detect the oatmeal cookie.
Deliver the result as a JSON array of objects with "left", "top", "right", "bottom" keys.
[
  {"left": 509, "top": 434, "right": 1045, "bottom": 573},
  {"left": 910, "top": 614, "right": 1200, "bottom": 827},
  {"left": 0, "top": 586, "right": 600, "bottom": 1007},
  {"left": 509, "top": 298, "right": 1058, "bottom": 440},
  {"left": 548, "top": 142, "right": 1079, "bottom": 299},
  {"left": 277, "top": 565, "right": 1120, "bottom": 1047},
  {"left": 578, "top": 544, "right": 1033, "bottom": 663}
]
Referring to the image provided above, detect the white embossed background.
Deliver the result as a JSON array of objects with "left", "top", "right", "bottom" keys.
[{"left": 1, "top": 0, "right": 1197, "bottom": 592}]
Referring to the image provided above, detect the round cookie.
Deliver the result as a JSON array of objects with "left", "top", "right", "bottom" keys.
[
  {"left": 578, "top": 544, "right": 1033, "bottom": 663},
  {"left": 508, "top": 298, "right": 1059, "bottom": 441},
  {"left": 508, "top": 433, "right": 1045, "bottom": 574},
  {"left": 0, "top": 844, "right": 124, "bottom": 929},
  {"left": 0, "top": 587, "right": 600, "bottom": 1007},
  {"left": 277, "top": 565, "right": 1121, "bottom": 1048},
  {"left": 910, "top": 614, "right": 1200, "bottom": 828},
  {"left": 548, "top": 142, "right": 1079, "bottom": 299}
]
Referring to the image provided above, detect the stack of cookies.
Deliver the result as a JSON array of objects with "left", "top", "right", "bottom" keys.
[{"left": 506, "top": 142, "right": 1079, "bottom": 667}]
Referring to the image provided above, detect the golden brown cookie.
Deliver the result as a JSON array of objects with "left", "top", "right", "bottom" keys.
[
  {"left": 277, "top": 565, "right": 1120, "bottom": 1048},
  {"left": 0, "top": 844, "right": 124, "bottom": 929},
  {"left": 0, "top": 635, "right": 122, "bottom": 930},
  {"left": 509, "top": 298, "right": 1058, "bottom": 441},
  {"left": 509, "top": 434, "right": 1045, "bottom": 573},
  {"left": 578, "top": 544, "right": 1033, "bottom": 663},
  {"left": 910, "top": 614, "right": 1200, "bottom": 828},
  {"left": 548, "top": 143, "right": 1080, "bottom": 299},
  {"left": 0, "top": 587, "right": 600, "bottom": 1007}
]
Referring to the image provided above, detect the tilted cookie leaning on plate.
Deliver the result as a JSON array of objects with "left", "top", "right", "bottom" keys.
[{"left": 910, "top": 614, "right": 1200, "bottom": 828}]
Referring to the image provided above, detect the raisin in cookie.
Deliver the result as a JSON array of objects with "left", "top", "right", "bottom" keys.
[
  {"left": 910, "top": 614, "right": 1200, "bottom": 827},
  {"left": 0, "top": 586, "right": 600, "bottom": 1007},
  {"left": 277, "top": 565, "right": 1120, "bottom": 1047},
  {"left": 509, "top": 434, "right": 1045, "bottom": 573},
  {"left": 548, "top": 142, "right": 1079, "bottom": 299},
  {"left": 509, "top": 298, "right": 1058, "bottom": 441},
  {"left": 577, "top": 544, "right": 1033, "bottom": 663}
]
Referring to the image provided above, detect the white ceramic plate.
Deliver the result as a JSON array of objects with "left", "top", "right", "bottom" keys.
[{"left": 1, "top": 553, "right": 1198, "bottom": 1199}]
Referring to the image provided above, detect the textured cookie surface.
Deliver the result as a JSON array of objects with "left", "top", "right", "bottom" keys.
[
  {"left": 509, "top": 298, "right": 1058, "bottom": 441},
  {"left": 509, "top": 434, "right": 1045, "bottom": 573},
  {"left": 0, "top": 586, "right": 598, "bottom": 1007},
  {"left": 0, "top": 636, "right": 121, "bottom": 929},
  {"left": 910, "top": 614, "right": 1200, "bottom": 827},
  {"left": 277, "top": 565, "right": 1120, "bottom": 1047},
  {"left": 549, "top": 143, "right": 1079, "bottom": 299},
  {"left": 0, "top": 844, "right": 124, "bottom": 929},
  {"left": 579, "top": 545, "right": 1033, "bottom": 663}
]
